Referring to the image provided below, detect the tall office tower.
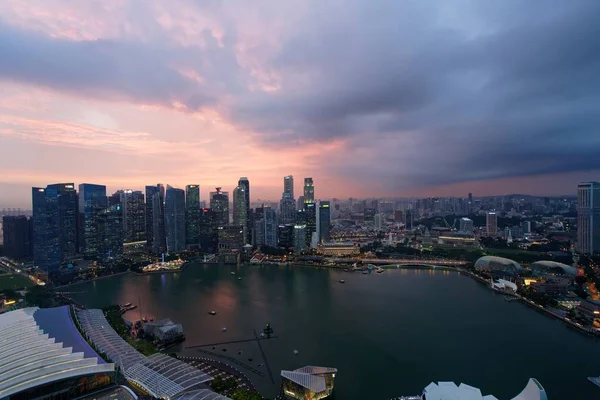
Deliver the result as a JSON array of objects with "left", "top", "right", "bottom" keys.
[
  {"left": 233, "top": 182, "right": 249, "bottom": 244},
  {"left": 151, "top": 185, "right": 166, "bottom": 254},
  {"left": 210, "top": 188, "right": 229, "bottom": 226},
  {"left": 199, "top": 208, "right": 218, "bottom": 253},
  {"left": 237, "top": 177, "right": 251, "bottom": 244},
  {"left": 577, "top": 182, "right": 600, "bottom": 254},
  {"left": 459, "top": 217, "right": 474, "bottom": 233},
  {"left": 303, "top": 202, "right": 317, "bottom": 247},
  {"left": 319, "top": 201, "right": 331, "bottom": 243},
  {"left": 293, "top": 224, "right": 307, "bottom": 254},
  {"left": 145, "top": 185, "right": 161, "bottom": 248},
  {"left": 32, "top": 184, "right": 78, "bottom": 276},
  {"left": 297, "top": 196, "right": 305, "bottom": 210},
  {"left": 253, "top": 206, "right": 265, "bottom": 247},
  {"left": 486, "top": 212, "right": 498, "bottom": 237},
  {"left": 264, "top": 207, "right": 278, "bottom": 248},
  {"left": 521, "top": 220, "right": 532, "bottom": 235},
  {"left": 284, "top": 175, "right": 294, "bottom": 199},
  {"left": 78, "top": 184, "right": 107, "bottom": 259},
  {"left": 303, "top": 177, "right": 314, "bottom": 203},
  {"left": 185, "top": 185, "right": 201, "bottom": 247},
  {"left": 278, "top": 224, "right": 294, "bottom": 249},
  {"left": 97, "top": 204, "right": 123, "bottom": 261},
  {"left": 165, "top": 185, "right": 186, "bottom": 253},
  {"left": 2, "top": 216, "right": 32, "bottom": 260},
  {"left": 374, "top": 213, "right": 383, "bottom": 231},
  {"left": 108, "top": 191, "right": 121, "bottom": 207},
  {"left": 121, "top": 190, "right": 145, "bottom": 243}
]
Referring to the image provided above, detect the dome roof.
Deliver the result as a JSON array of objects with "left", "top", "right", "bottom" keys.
[
  {"left": 475, "top": 256, "right": 522, "bottom": 271},
  {"left": 531, "top": 261, "right": 577, "bottom": 276}
]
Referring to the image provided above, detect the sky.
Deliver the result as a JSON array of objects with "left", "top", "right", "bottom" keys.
[{"left": 0, "top": 0, "right": 599, "bottom": 208}]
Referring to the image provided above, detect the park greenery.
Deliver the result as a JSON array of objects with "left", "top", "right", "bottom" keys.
[
  {"left": 103, "top": 305, "right": 157, "bottom": 356},
  {"left": 231, "top": 389, "right": 264, "bottom": 400},
  {"left": 210, "top": 376, "right": 238, "bottom": 393}
]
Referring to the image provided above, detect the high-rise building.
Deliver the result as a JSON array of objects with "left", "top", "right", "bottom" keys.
[
  {"left": 165, "top": 185, "right": 186, "bottom": 253},
  {"left": 577, "top": 182, "right": 600, "bottom": 254},
  {"left": 264, "top": 207, "right": 278, "bottom": 248},
  {"left": 237, "top": 177, "right": 251, "bottom": 244},
  {"left": 233, "top": 182, "right": 248, "bottom": 244},
  {"left": 296, "top": 196, "right": 305, "bottom": 211},
  {"left": 199, "top": 208, "right": 217, "bottom": 253},
  {"left": 2, "top": 216, "right": 32, "bottom": 260},
  {"left": 303, "top": 202, "right": 317, "bottom": 248},
  {"left": 32, "top": 184, "right": 78, "bottom": 276},
  {"left": 278, "top": 224, "right": 294, "bottom": 249},
  {"left": 120, "top": 190, "right": 145, "bottom": 243},
  {"left": 78, "top": 184, "right": 107, "bottom": 259},
  {"left": 374, "top": 214, "right": 383, "bottom": 231},
  {"left": 303, "top": 178, "right": 314, "bottom": 203},
  {"left": 185, "top": 185, "right": 201, "bottom": 247},
  {"left": 145, "top": 185, "right": 161, "bottom": 249},
  {"left": 210, "top": 188, "right": 229, "bottom": 227},
  {"left": 521, "top": 220, "right": 532, "bottom": 235},
  {"left": 97, "top": 204, "right": 123, "bottom": 260},
  {"left": 319, "top": 201, "right": 331, "bottom": 243},
  {"left": 293, "top": 224, "right": 307, "bottom": 254},
  {"left": 150, "top": 185, "right": 166, "bottom": 254},
  {"left": 459, "top": 217, "right": 474, "bottom": 233},
  {"left": 217, "top": 225, "right": 244, "bottom": 253},
  {"left": 486, "top": 212, "right": 498, "bottom": 237},
  {"left": 279, "top": 196, "right": 296, "bottom": 225},
  {"left": 284, "top": 175, "right": 294, "bottom": 199}
]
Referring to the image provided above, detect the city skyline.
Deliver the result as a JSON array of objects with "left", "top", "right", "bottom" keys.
[{"left": 1, "top": 1, "right": 599, "bottom": 207}]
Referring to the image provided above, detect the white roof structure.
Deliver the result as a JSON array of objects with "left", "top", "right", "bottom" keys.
[
  {"left": 173, "top": 389, "right": 233, "bottom": 399},
  {"left": 422, "top": 379, "right": 546, "bottom": 400},
  {"left": 531, "top": 261, "right": 578, "bottom": 276},
  {"left": 475, "top": 256, "right": 522, "bottom": 272},
  {"left": 492, "top": 279, "right": 518, "bottom": 292},
  {"left": 77, "top": 309, "right": 216, "bottom": 399},
  {"left": 0, "top": 307, "right": 114, "bottom": 399},
  {"left": 281, "top": 371, "right": 327, "bottom": 393},
  {"left": 294, "top": 366, "right": 338, "bottom": 375}
]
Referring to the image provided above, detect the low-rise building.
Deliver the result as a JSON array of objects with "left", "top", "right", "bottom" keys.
[
  {"left": 317, "top": 242, "right": 360, "bottom": 256},
  {"left": 576, "top": 299, "right": 600, "bottom": 329},
  {"left": 281, "top": 366, "right": 337, "bottom": 400}
]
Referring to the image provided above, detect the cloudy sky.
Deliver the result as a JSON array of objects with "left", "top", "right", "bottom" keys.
[{"left": 0, "top": 0, "right": 599, "bottom": 207}]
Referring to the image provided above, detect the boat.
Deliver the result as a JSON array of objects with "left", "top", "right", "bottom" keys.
[
  {"left": 222, "top": 348, "right": 227, "bottom": 352},
  {"left": 376, "top": 269, "right": 384, "bottom": 273},
  {"left": 222, "top": 327, "right": 227, "bottom": 332},
  {"left": 237, "top": 277, "right": 242, "bottom": 280},
  {"left": 248, "top": 358, "right": 253, "bottom": 362},
  {"left": 362, "top": 271, "right": 368, "bottom": 275},
  {"left": 237, "top": 351, "right": 243, "bottom": 355},
  {"left": 230, "top": 272, "right": 236, "bottom": 275},
  {"left": 209, "top": 311, "right": 217, "bottom": 315},
  {"left": 293, "top": 350, "right": 299, "bottom": 355},
  {"left": 339, "top": 279, "right": 345, "bottom": 283}
]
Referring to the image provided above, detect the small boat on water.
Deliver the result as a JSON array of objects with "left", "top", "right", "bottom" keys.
[
  {"left": 248, "top": 358, "right": 253, "bottom": 362},
  {"left": 339, "top": 279, "right": 345, "bottom": 283},
  {"left": 237, "top": 277, "right": 242, "bottom": 280},
  {"left": 362, "top": 271, "right": 368, "bottom": 275},
  {"left": 209, "top": 311, "right": 217, "bottom": 315},
  {"left": 237, "top": 351, "right": 243, "bottom": 355},
  {"left": 293, "top": 350, "right": 299, "bottom": 355},
  {"left": 230, "top": 272, "right": 236, "bottom": 275},
  {"left": 222, "top": 327, "right": 227, "bottom": 332}
]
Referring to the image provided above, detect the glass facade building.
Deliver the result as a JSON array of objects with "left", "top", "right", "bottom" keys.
[
  {"left": 151, "top": 184, "right": 167, "bottom": 254},
  {"left": 303, "top": 177, "right": 314, "bottom": 203},
  {"left": 281, "top": 366, "right": 337, "bottom": 400},
  {"left": 165, "top": 185, "right": 186, "bottom": 253},
  {"left": 210, "top": 188, "right": 229, "bottom": 227},
  {"left": 78, "top": 183, "right": 107, "bottom": 260},
  {"left": 233, "top": 183, "right": 248, "bottom": 244},
  {"left": 120, "top": 190, "right": 145, "bottom": 243},
  {"left": 97, "top": 204, "right": 124, "bottom": 261},
  {"left": 145, "top": 185, "right": 161, "bottom": 249},
  {"left": 185, "top": 185, "right": 201, "bottom": 247},
  {"left": 199, "top": 208, "right": 218, "bottom": 253},
  {"left": 319, "top": 201, "right": 331, "bottom": 243}
]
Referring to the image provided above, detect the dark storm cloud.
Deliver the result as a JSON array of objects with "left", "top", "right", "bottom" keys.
[{"left": 1, "top": 0, "right": 599, "bottom": 190}]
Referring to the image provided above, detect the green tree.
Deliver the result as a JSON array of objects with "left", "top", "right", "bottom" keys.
[{"left": 231, "top": 390, "right": 263, "bottom": 400}]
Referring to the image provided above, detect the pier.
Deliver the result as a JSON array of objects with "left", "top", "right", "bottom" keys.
[{"left": 186, "top": 336, "right": 279, "bottom": 349}]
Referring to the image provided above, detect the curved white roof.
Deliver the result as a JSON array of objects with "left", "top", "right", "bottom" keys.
[
  {"left": 531, "top": 261, "right": 578, "bottom": 276},
  {"left": 422, "top": 379, "right": 546, "bottom": 400},
  {"left": 475, "top": 256, "right": 522, "bottom": 271},
  {"left": 0, "top": 307, "right": 114, "bottom": 399}
]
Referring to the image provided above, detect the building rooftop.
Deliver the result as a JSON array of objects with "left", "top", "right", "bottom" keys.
[
  {"left": 281, "top": 365, "right": 337, "bottom": 393},
  {"left": 0, "top": 307, "right": 115, "bottom": 399},
  {"left": 421, "top": 379, "right": 546, "bottom": 400}
]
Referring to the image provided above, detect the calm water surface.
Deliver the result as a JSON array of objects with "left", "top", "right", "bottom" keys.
[{"left": 69, "top": 264, "right": 599, "bottom": 399}]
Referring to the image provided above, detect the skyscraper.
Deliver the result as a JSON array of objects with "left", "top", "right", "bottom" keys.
[
  {"left": 303, "top": 178, "right": 314, "bottom": 203},
  {"left": 238, "top": 177, "right": 251, "bottom": 244},
  {"left": 185, "top": 185, "right": 201, "bottom": 247},
  {"left": 150, "top": 184, "right": 166, "bottom": 254},
  {"left": 145, "top": 185, "right": 161, "bottom": 249},
  {"left": 304, "top": 202, "right": 317, "bottom": 248},
  {"left": 78, "top": 183, "right": 107, "bottom": 259},
  {"left": 210, "top": 188, "right": 229, "bottom": 227},
  {"left": 233, "top": 181, "right": 248, "bottom": 244},
  {"left": 97, "top": 204, "right": 123, "bottom": 260},
  {"left": 486, "top": 212, "right": 498, "bottom": 237},
  {"left": 121, "top": 190, "right": 145, "bottom": 243},
  {"left": 165, "top": 185, "right": 186, "bottom": 253},
  {"left": 294, "top": 224, "right": 307, "bottom": 253},
  {"left": 319, "top": 201, "right": 331, "bottom": 243},
  {"left": 284, "top": 175, "right": 294, "bottom": 199},
  {"left": 280, "top": 176, "right": 296, "bottom": 225},
  {"left": 459, "top": 217, "right": 474, "bottom": 233},
  {"left": 374, "top": 213, "right": 383, "bottom": 231},
  {"left": 2, "top": 216, "right": 32, "bottom": 260},
  {"left": 32, "top": 183, "right": 78, "bottom": 276},
  {"left": 577, "top": 182, "right": 600, "bottom": 254},
  {"left": 264, "top": 207, "right": 278, "bottom": 248},
  {"left": 199, "top": 208, "right": 218, "bottom": 253}
]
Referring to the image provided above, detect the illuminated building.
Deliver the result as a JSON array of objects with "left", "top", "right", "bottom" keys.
[
  {"left": 304, "top": 202, "right": 317, "bottom": 248},
  {"left": 165, "top": 185, "right": 186, "bottom": 253},
  {"left": 32, "top": 183, "right": 77, "bottom": 276},
  {"left": 459, "top": 217, "right": 474, "bottom": 233},
  {"left": 210, "top": 187, "right": 229, "bottom": 227},
  {"left": 319, "top": 201, "right": 331, "bottom": 243},
  {"left": 317, "top": 242, "right": 360, "bottom": 256},
  {"left": 486, "top": 212, "right": 497, "bottom": 237},
  {"left": 280, "top": 175, "right": 296, "bottom": 225},
  {"left": 284, "top": 175, "right": 294, "bottom": 199},
  {"left": 264, "top": 207, "right": 278, "bottom": 248},
  {"left": 120, "top": 190, "right": 145, "bottom": 243},
  {"left": 150, "top": 184, "right": 167, "bottom": 254},
  {"left": 78, "top": 183, "right": 108, "bottom": 260},
  {"left": 374, "top": 213, "right": 383, "bottom": 231},
  {"left": 97, "top": 204, "right": 123, "bottom": 260},
  {"left": 294, "top": 224, "right": 307, "bottom": 253},
  {"left": 576, "top": 299, "right": 600, "bottom": 329},
  {"left": 233, "top": 181, "right": 249, "bottom": 244},
  {"left": 474, "top": 256, "right": 522, "bottom": 273},
  {"left": 397, "top": 378, "right": 547, "bottom": 400},
  {"left": 185, "top": 185, "right": 201, "bottom": 247},
  {"left": 217, "top": 225, "right": 244, "bottom": 254},
  {"left": 199, "top": 208, "right": 217, "bottom": 253},
  {"left": 577, "top": 181, "right": 600, "bottom": 254},
  {"left": 237, "top": 177, "right": 251, "bottom": 244},
  {"left": 303, "top": 177, "right": 314, "bottom": 203},
  {"left": 278, "top": 224, "right": 294, "bottom": 249},
  {"left": 281, "top": 366, "right": 337, "bottom": 400}
]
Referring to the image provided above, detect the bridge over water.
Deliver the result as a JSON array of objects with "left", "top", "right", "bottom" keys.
[{"left": 326, "top": 258, "right": 467, "bottom": 266}]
